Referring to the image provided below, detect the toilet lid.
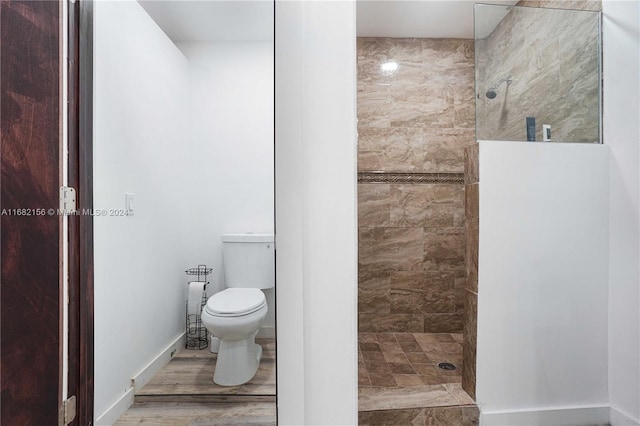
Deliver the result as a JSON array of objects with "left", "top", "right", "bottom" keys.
[{"left": 205, "top": 288, "right": 265, "bottom": 316}]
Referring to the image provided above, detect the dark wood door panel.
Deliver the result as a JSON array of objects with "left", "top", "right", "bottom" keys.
[{"left": 1, "top": 1, "right": 61, "bottom": 424}]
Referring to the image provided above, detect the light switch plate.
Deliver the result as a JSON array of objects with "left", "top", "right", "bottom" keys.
[{"left": 125, "top": 193, "right": 135, "bottom": 216}]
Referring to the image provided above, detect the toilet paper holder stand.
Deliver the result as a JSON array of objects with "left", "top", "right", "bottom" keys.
[{"left": 185, "top": 265, "right": 212, "bottom": 350}]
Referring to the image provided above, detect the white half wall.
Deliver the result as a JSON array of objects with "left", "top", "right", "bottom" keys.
[
  {"left": 177, "top": 41, "right": 275, "bottom": 330},
  {"left": 93, "top": 1, "right": 194, "bottom": 420},
  {"left": 476, "top": 141, "right": 610, "bottom": 425},
  {"left": 275, "top": 1, "right": 358, "bottom": 424},
  {"left": 603, "top": 2, "right": 640, "bottom": 425}
]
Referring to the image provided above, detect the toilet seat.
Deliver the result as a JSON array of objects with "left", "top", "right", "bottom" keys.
[{"left": 205, "top": 288, "right": 266, "bottom": 317}]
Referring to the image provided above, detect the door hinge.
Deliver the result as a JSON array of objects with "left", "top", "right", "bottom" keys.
[
  {"left": 59, "top": 186, "right": 77, "bottom": 214},
  {"left": 59, "top": 395, "right": 77, "bottom": 425}
]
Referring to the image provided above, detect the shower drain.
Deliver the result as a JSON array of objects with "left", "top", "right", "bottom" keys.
[{"left": 437, "top": 362, "right": 457, "bottom": 371}]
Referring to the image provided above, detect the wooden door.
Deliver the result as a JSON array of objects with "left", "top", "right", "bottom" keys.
[{"left": 1, "top": 0, "right": 63, "bottom": 423}]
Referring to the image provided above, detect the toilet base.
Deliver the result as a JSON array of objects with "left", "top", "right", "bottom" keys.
[{"left": 213, "top": 337, "right": 263, "bottom": 386}]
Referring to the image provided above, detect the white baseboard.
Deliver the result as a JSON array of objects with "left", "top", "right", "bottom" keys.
[
  {"left": 257, "top": 325, "right": 276, "bottom": 339},
  {"left": 95, "top": 333, "right": 185, "bottom": 425},
  {"left": 132, "top": 333, "right": 185, "bottom": 392},
  {"left": 480, "top": 405, "right": 610, "bottom": 426},
  {"left": 95, "top": 388, "right": 135, "bottom": 426},
  {"left": 610, "top": 406, "right": 640, "bottom": 426}
]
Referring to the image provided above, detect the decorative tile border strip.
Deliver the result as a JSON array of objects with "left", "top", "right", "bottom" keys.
[{"left": 358, "top": 171, "right": 464, "bottom": 184}]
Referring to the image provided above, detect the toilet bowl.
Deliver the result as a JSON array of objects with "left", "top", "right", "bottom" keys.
[
  {"left": 201, "top": 288, "right": 268, "bottom": 385},
  {"left": 201, "top": 233, "right": 275, "bottom": 386}
]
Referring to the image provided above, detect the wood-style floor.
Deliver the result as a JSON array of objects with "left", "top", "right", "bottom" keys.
[
  {"left": 115, "top": 338, "right": 276, "bottom": 425},
  {"left": 137, "top": 338, "right": 276, "bottom": 400}
]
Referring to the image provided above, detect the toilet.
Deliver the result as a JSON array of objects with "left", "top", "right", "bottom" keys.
[{"left": 201, "top": 233, "right": 274, "bottom": 386}]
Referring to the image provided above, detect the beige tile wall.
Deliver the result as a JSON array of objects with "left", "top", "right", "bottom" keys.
[
  {"left": 357, "top": 38, "right": 475, "bottom": 333},
  {"left": 518, "top": 0, "right": 601, "bottom": 11},
  {"left": 462, "top": 144, "right": 479, "bottom": 400},
  {"left": 476, "top": 3, "right": 601, "bottom": 142}
]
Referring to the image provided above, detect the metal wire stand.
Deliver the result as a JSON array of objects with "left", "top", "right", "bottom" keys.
[{"left": 185, "top": 265, "right": 213, "bottom": 350}]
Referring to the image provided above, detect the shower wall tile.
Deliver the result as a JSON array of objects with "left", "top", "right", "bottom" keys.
[
  {"left": 389, "top": 288, "right": 425, "bottom": 314},
  {"left": 359, "top": 290, "right": 391, "bottom": 314},
  {"left": 462, "top": 289, "right": 478, "bottom": 400},
  {"left": 358, "top": 37, "right": 472, "bottom": 334},
  {"left": 359, "top": 313, "right": 424, "bottom": 333},
  {"left": 358, "top": 151, "right": 385, "bottom": 171},
  {"left": 454, "top": 277, "right": 467, "bottom": 313},
  {"left": 517, "top": 0, "right": 601, "bottom": 11},
  {"left": 358, "top": 184, "right": 391, "bottom": 228},
  {"left": 389, "top": 184, "right": 458, "bottom": 227},
  {"left": 464, "top": 144, "right": 479, "bottom": 185},
  {"left": 465, "top": 177, "right": 479, "bottom": 294},
  {"left": 425, "top": 313, "right": 463, "bottom": 333},
  {"left": 477, "top": 3, "right": 600, "bottom": 142},
  {"left": 359, "top": 268, "right": 391, "bottom": 292},
  {"left": 465, "top": 217, "right": 479, "bottom": 294},
  {"left": 423, "top": 228, "right": 466, "bottom": 272},
  {"left": 357, "top": 38, "right": 475, "bottom": 173},
  {"left": 359, "top": 227, "right": 425, "bottom": 272}
]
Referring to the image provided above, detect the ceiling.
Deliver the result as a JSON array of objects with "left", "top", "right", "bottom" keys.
[
  {"left": 356, "top": 0, "right": 520, "bottom": 39},
  {"left": 138, "top": 0, "right": 273, "bottom": 42},
  {"left": 138, "top": 0, "right": 518, "bottom": 43}
]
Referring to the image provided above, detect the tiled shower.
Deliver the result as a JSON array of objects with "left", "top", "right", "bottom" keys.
[
  {"left": 356, "top": 37, "right": 478, "bottom": 423},
  {"left": 357, "top": 39, "right": 474, "bottom": 335},
  {"left": 357, "top": 1, "right": 603, "bottom": 424}
]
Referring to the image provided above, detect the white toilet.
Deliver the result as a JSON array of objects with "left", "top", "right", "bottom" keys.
[{"left": 201, "top": 233, "right": 274, "bottom": 386}]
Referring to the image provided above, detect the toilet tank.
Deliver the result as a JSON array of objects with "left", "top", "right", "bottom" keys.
[{"left": 221, "top": 233, "right": 275, "bottom": 290}]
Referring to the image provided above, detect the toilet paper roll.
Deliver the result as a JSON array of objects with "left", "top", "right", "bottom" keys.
[{"left": 187, "top": 281, "right": 206, "bottom": 318}]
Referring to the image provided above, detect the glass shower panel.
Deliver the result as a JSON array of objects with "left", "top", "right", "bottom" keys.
[{"left": 475, "top": 4, "right": 601, "bottom": 143}]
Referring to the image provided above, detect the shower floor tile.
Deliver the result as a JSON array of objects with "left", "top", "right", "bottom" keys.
[
  {"left": 358, "top": 333, "right": 475, "bottom": 420},
  {"left": 358, "top": 332, "right": 463, "bottom": 389}
]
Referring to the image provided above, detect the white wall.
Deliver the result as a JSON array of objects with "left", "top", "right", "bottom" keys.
[
  {"left": 177, "top": 42, "right": 275, "bottom": 332},
  {"left": 94, "top": 0, "right": 195, "bottom": 421},
  {"left": 603, "top": 2, "right": 640, "bottom": 425},
  {"left": 476, "top": 141, "right": 610, "bottom": 425},
  {"left": 275, "top": 1, "right": 358, "bottom": 424}
]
